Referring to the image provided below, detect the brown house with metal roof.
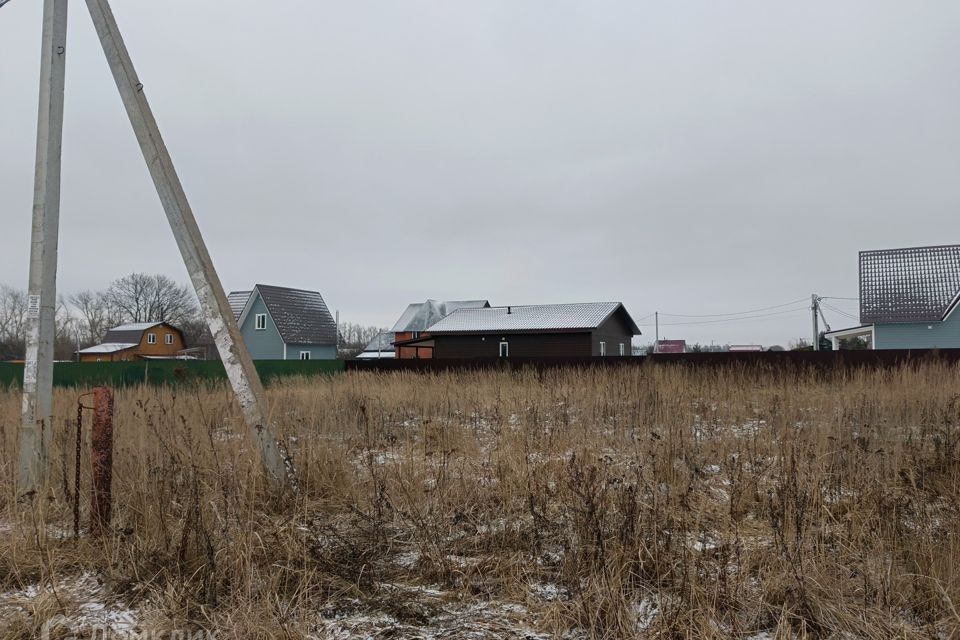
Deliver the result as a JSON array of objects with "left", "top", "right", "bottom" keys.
[
  {"left": 394, "top": 302, "right": 640, "bottom": 359},
  {"left": 76, "top": 322, "right": 187, "bottom": 362}
]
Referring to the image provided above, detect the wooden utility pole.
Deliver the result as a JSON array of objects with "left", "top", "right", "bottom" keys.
[
  {"left": 19, "top": 0, "right": 68, "bottom": 497},
  {"left": 83, "top": 0, "right": 288, "bottom": 487}
]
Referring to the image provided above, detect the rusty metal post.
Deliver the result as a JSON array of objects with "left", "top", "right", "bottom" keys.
[{"left": 90, "top": 387, "right": 114, "bottom": 537}]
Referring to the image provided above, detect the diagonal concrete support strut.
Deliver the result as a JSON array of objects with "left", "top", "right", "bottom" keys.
[{"left": 84, "top": 0, "right": 290, "bottom": 488}]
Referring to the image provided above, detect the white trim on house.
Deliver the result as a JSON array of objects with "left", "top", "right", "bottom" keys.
[
  {"left": 300, "top": 351, "right": 311, "bottom": 360},
  {"left": 824, "top": 324, "right": 875, "bottom": 350},
  {"left": 499, "top": 341, "right": 509, "bottom": 357},
  {"left": 941, "top": 290, "right": 960, "bottom": 322},
  {"left": 254, "top": 313, "right": 267, "bottom": 330},
  {"left": 147, "top": 333, "right": 157, "bottom": 344},
  {"left": 599, "top": 341, "right": 607, "bottom": 356},
  {"left": 165, "top": 334, "right": 173, "bottom": 345}
]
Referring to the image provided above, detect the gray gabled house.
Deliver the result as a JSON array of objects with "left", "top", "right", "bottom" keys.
[{"left": 228, "top": 284, "right": 337, "bottom": 360}]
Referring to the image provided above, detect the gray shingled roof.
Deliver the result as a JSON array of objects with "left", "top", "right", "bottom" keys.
[
  {"left": 860, "top": 245, "right": 960, "bottom": 324},
  {"left": 390, "top": 299, "right": 490, "bottom": 332},
  {"left": 425, "top": 302, "right": 640, "bottom": 334},
  {"left": 252, "top": 284, "right": 337, "bottom": 345},
  {"left": 228, "top": 291, "right": 252, "bottom": 319},
  {"left": 102, "top": 322, "right": 165, "bottom": 344}
]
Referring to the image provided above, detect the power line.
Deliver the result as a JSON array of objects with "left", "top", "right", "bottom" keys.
[
  {"left": 820, "top": 302, "right": 858, "bottom": 320},
  {"left": 820, "top": 296, "right": 859, "bottom": 301},
  {"left": 638, "top": 306, "right": 809, "bottom": 327},
  {"left": 657, "top": 298, "right": 809, "bottom": 318}
]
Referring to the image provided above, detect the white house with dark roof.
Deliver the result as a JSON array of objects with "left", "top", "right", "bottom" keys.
[
  {"left": 228, "top": 285, "right": 337, "bottom": 360},
  {"left": 825, "top": 244, "right": 960, "bottom": 349}
]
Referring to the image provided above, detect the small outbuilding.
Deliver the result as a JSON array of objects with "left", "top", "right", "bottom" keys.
[
  {"left": 355, "top": 332, "right": 396, "bottom": 359},
  {"left": 394, "top": 302, "right": 640, "bottom": 358}
]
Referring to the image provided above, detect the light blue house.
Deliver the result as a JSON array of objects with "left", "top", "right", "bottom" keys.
[
  {"left": 228, "top": 284, "right": 338, "bottom": 360},
  {"left": 826, "top": 244, "right": 960, "bottom": 350}
]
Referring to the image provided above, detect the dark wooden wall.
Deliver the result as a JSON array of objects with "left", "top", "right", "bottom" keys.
[{"left": 433, "top": 332, "right": 594, "bottom": 358}]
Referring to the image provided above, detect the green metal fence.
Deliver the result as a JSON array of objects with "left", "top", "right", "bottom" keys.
[{"left": 0, "top": 359, "right": 344, "bottom": 389}]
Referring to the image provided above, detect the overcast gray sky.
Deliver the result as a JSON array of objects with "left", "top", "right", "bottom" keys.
[{"left": 3, "top": 1, "right": 960, "bottom": 346}]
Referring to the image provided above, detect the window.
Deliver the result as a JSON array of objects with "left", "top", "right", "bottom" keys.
[
  {"left": 299, "top": 351, "right": 311, "bottom": 360},
  {"left": 147, "top": 333, "right": 156, "bottom": 344},
  {"left": 619, "top": 343, "right": 625, "bottom": 356},
  {"left": 600, "top": 341, "right": 607, "bottom": 356},
  {"left": 499, "top": 341, "right": 509, "bottom": 358},
  {"left": 165, "top": 334, "right": 173, "bottom": 345},
  {"left": 255, "top": 313, "right": 267, "bottom": 330}
]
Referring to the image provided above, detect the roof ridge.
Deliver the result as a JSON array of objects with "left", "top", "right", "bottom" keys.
[
  {"left": 255, "top": 283, "right": 321, "bottom": 295},
  {"left": 459, "top": 302, "right": 621, "bottom": 310}
]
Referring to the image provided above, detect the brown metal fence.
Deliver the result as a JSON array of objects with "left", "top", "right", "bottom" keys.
[{"left": 345, "top": 349, "right": 960, "bottom": 373}]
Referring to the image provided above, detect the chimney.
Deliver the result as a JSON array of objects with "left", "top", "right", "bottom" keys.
[{"left": 507, "top": 306, "right": 512, "bottom": 314}]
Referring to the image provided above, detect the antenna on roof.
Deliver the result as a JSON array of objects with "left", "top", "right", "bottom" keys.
[{"left": 507, "top": 306, "right": 512, "bottom": 314}]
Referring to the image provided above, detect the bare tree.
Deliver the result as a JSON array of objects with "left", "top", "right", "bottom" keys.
[
  {"left": 0, "top": 285, "right": 27, "bottom": 357},
  {"left": 106, "top": 273, "right": 199, "bottom": 326},
  {"left": 337, "top": 322, "right": 388, "bottom": 358},
  {"left": 68, "top": 289, "right": 118, "bottom": 344},
  {"left": 0, "top": 286, "right": 80, "bottom": 360}
]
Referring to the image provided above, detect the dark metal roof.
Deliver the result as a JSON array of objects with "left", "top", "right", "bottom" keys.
[
  {"left": 425, "top": 302, "right": 641, "bottom": 335},
  {"left": 859, "top": 245, "right": 960, "bottom": 323},
  {"left": 254, "top": 284, "right": 337, "bottom": 345}
]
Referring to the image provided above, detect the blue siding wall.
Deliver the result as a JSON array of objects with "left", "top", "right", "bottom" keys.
[
  {"left": 287, "top": 344, "right": 337, "bottom": 361},
  {"left": 238, "top": 293, "right": 339, "bottom": 360},
  {"left": 875, "top": 310, "right": 960, "bottom": 349},
  {"left": 239, "top": 295, "right": 286, "bottom": 359}
]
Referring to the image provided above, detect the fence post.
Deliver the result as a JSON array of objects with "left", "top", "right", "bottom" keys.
[{"left": 90, "top": 386, "right": 113, "bottom": 536}]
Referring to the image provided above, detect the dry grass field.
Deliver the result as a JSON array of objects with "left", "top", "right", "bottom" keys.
[{"left": 1, "top": 363, "right": 959, "bottom": 639}]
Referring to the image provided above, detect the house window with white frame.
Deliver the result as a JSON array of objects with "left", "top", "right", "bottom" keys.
[
  {"left": 499, "top": 341, "right": 509, "bottom": 357},
  {"left": 619, "top": 343, "right": 625, "bottom": 356},
  {"left": 165, "top": 334, "right": 174, "bottom": 345},
  {"left": 147, "top": 333, "right": 156, "bottom": 344},
  {"left": 599, "top": 341, "right": 607, "bottom": 356},
  {"left": 300, "top": 351, "right": 311, "bottom": 360},
  {"left": 255, "top": 313, "right": 267, "bottom": 330}
]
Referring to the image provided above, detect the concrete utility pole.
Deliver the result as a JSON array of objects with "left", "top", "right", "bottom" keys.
[
  {"left": 84, "top": 0, "right": 288, "bottom": 487},
  {"left": 654, "top": 311, "right": 659, "bottom": 349},
  {"left": 811, "top": 294, "right": 820, "bottom": 351},
  {"left": 19, "top": 0, "right": 68, "bottom": 497}
]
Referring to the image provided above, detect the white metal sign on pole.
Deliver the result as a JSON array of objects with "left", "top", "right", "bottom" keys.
[
  {"left": 18, "top": 0, "right": 292, "bottom": 493},
  {"left": 19, "top": 0, "right": 68, "bottom": 497}
]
